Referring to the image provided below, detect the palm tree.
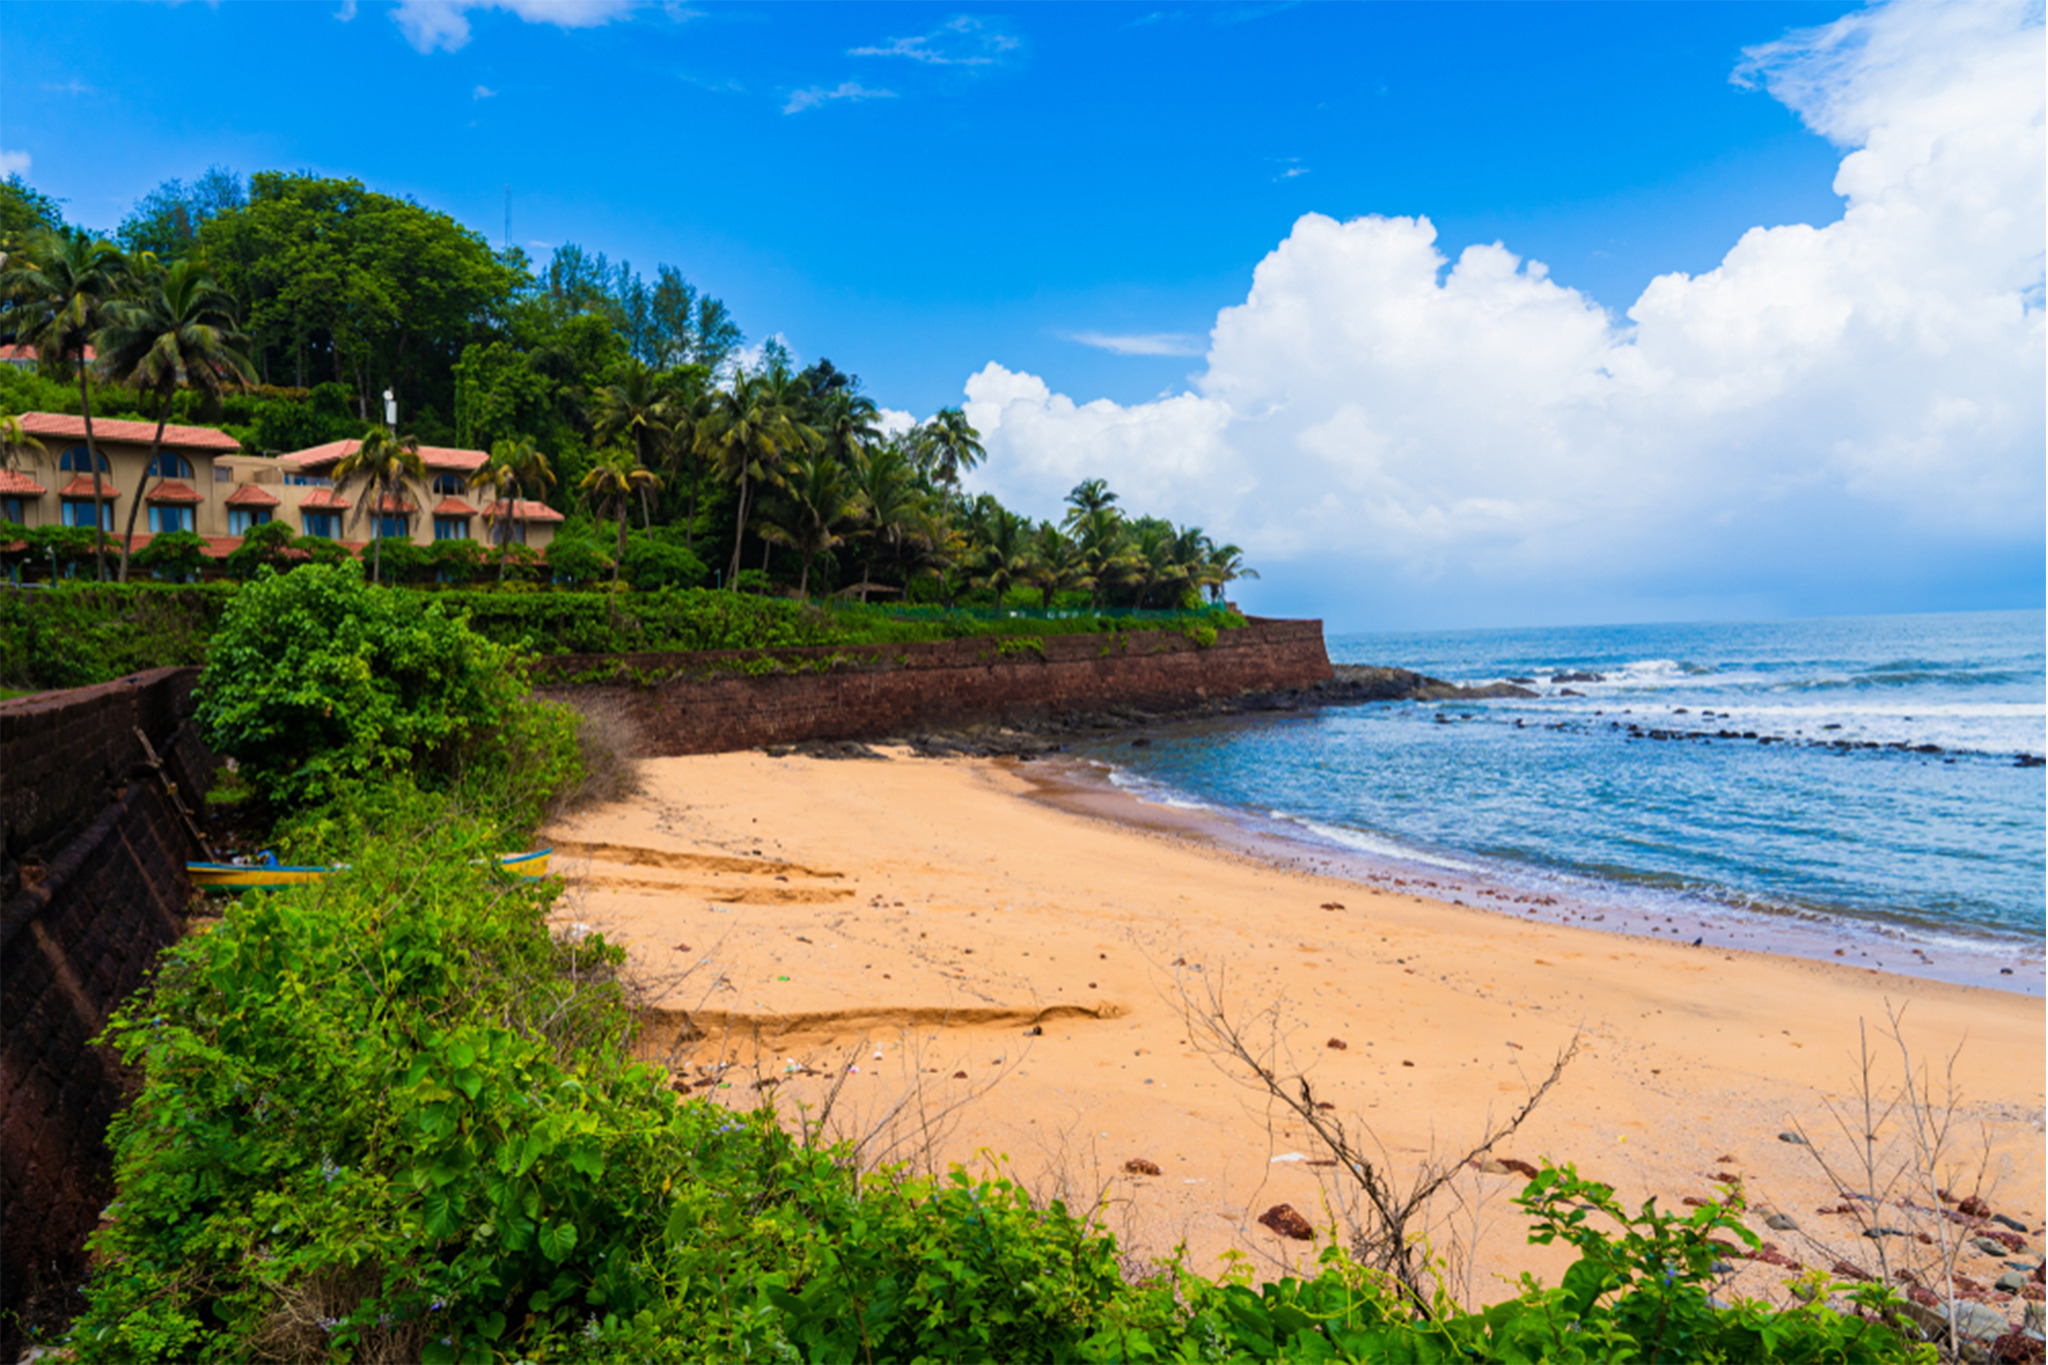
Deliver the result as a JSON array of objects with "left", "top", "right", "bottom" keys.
[
  {"left": 1127, "top": 519, "right": 1192, "bottom": 609},
  {"left": 588, "top": 360, "right": 671, "bottom": 528},
  {"left": 0, "top": 414, "right": 45, "bottom": 482},
  {"left": 576, "top": 447, "right": 661, "bottom": 590},
  {"left": 757, "top": 453, "right": 857, "bottom": 598},
  {"left": 1201, "top": 541, "right": 1258, "bottom": 605},
  {"left": 332, "top": 430, "right": 425, "bottom": 586},
  {"left": 1068, "top": 505, "right": 1131, "bottom": 609},
  {"left": 97, "top": 259, "right": 256, "bottom": 580},
  {"left": 918, "top": 407, "right": 986, "bottom": 488},
  {"left": 970, "top": 506, "right": 1037, "bottom": 608},
  {"left": 1028, "top": 522, "right": 1092, "bottom": 610},
  {"left": 695, "top": 370, "right": 819, "bottom": 590},
  {"left": 483, "top": 436, "right": 556, "bottom": 577},
  {"left": 819, "top": 389, "right": 882, "bottom": 468},
  {"left": 1062, "top": 478, "right": 1119, "bottom": 525},
  {"left": 844, "top": 441, "right": 925, "bottom": 602},
  {"left": 663, "top": 387, "right": 715, "bottom": 555},
  {"left": 0, "top": 229, "right": 130, "bottom": 578}
]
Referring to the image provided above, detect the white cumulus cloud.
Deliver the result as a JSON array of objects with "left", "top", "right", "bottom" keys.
[
  {"left": 876, "top": 408, "right": 921, "bottom": 438},
  {"left": 392, "top": 0, "right": 638, "bottom": 54},
  {"left": 963, "top": 0, "right": 2044, "bottom": 628},
  {"left": 0, "top": 149, "right": 29, "bottom": 176}
]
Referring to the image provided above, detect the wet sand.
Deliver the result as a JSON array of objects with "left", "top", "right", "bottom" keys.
[{"left": 544, "top": 749, "right": 2046, "bottom": 1307}]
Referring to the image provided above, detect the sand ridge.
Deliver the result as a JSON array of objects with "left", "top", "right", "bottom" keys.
[{"left": 543, "top": 749, "right": 2046, "bottom": 1305}]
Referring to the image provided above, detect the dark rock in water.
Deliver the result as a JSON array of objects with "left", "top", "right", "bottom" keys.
[
  {"left": 1507, "top": 676, "right": 1536, "bottom": 685},
  {"left": 1257, "top": 1203, "right": 1317, "bottom": 1241},
  {"left": 1551, "top": 671, "right": 1604, "bottom": 684},
  {"left": 2016, "top": 753, "right": 2045, "bottom": 767},
  {"left": 1130, "top": 737, "right": 1150, "bottom": 747},
  {"left": 1558, "top": 688, "right": 1585, "bottom": 698}
]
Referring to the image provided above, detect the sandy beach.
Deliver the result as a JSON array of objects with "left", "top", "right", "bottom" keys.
[{"left": 543, "top": 748, "right": 2046, "bottom": 1307}]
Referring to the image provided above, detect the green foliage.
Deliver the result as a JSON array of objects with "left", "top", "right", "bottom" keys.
[
  {"left": 429, "top": 538, "right": 487, "bottom": 585},
  {"left": 0, "top": 582, "right": 229, "bottom": 689},
  {"left": 132, "top": 530, "right": 210, "bottom": 581},
  {"left": 618, "top": 534, "right": 706, "bottom": 592},
  {"left": 539, "top": 536, "right": 612, "bottom": 589},
  {"left": 223, "top": 519, "right": 302, "bottom": 580},
  {"left": 192, "top": 562, "right": 522, "bottom": 808}
]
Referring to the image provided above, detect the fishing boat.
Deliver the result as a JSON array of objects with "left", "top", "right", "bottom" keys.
[{"left": 188, "top": 848, "right": 552, "bottom": 893}]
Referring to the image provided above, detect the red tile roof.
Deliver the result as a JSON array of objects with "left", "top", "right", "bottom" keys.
[
  {"left": 297, "top": 488, "right": 351, "bottom": 510},
  {"left": 21, "top": 411, "right": 238, "bottom": 453},
  {"left": 224, "top": 484, "right": 283, "bottom": 508},
  {"left": 480, "top": 498, "right": 565, "bottom": 524},
  {"left": 58, "top": 475, "right": 119, "bottom": 499},
  {"left": 279, "top": 439, "right": 491, "bottom": 473},
  {"left": 0, "top": 470, "right": 47, "bottom": 496},
  {"left": 124, "top": 532, "right": 241, "bottom": 560},
  {"left": 145, "top": 480, "right": 205, "bottom": 505},
  {"left": 370, "top": 493, "right": 416, "bottom": 515},
  {"left": 432, "top": 498, "right": 478, "bottom": 517},
  {"left": 0, "top": 344, "right": 94, "bottom": 362}
]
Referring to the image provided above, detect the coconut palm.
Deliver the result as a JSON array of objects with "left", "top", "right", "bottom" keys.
[
  {"left": 1068, "top": 505, "right": 1131, "bottom": 609},
  {"left": 0, "top": 230, "right": 130, "bottom": 578},
  {"left": 0, "top": 414, "right": 45, "bottom": 480},
  {"left": 576, "top": 447, "right": 662, "bottom": 591},
  {"left": 482, "top": 436, "right": 556, "bottom": 578},
  {"left": 844, "top": 441, "right": 926, "bottom": 602},
  {"left": 1126, "top": 519, "right": 1193, "bottom": 609},
  {"left": 969, "top": 506, "right": 1037, "bottom": 607},
  {"left": 1062, "top": 477, "right": 1118, "bottom": 526},
  {"left": 1028, "top": 522, "right": 1092, "bottom": 610},
  {"left": 917, "top": 407, "right": 986, "bottom": 488},
  {"left": 588, "top": 361, "right": 672, "bottom": 528},
  {"left": 1201, "top": 541, "right": 1257, "bottom": 605},
  {"left": 663, "top": 386, "right": 715, "bottom": 555},
  {"left": 819, "top": 389, "right": 882, "bottom": 468},
  {"left": 757, "top": 453, "right": 857, "bottom": 598},
  {"left": 97, "top": 259, "right": 256, "bottom": 579},
  {"left": 695, "top": 370, "right": 819, "bottom": 590},
  {"left": 332, "top": 430, "right": 425, "bottom": 586}
]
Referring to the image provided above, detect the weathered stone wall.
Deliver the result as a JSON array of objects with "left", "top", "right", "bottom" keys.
[
  {"left": 533, "top": 617, "right": 1333, "bottom": 755},
  {"left": 0, "top": 669, "right": 210, "bottom": 1358}
]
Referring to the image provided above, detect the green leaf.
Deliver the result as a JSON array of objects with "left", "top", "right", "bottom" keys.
[{"left": 538, "top": 1218, "right": 579, "bottom": 1263}]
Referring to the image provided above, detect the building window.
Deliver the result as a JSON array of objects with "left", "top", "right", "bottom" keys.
[
  {"left": 229, "top": 509, "right": 272, "bottom": 535},
  {"left": 284, "top": 473, "right": 333, "bottom": 487},
  {"left": 214, "top": 465, "right": 233, "bottom": 483},
  {"left": 58, "top": 446, "right": 111, "bottom": 473},
  {"left": 493, "top": 519, "right": 527, "bottom": 545},
  {"left": 301, "top": 511, "right": 339, "bottom": 539},
  {"left": 62, "top": 500, "right": 112, "bottom": 529},
  {"left": 148, "top": 505, "right": 196, "bottom": 534},
  {"left": 433, "top": 517, "right": 470, "bottom": 541},
  {"left": 432, "top": 473, "right": 467, "bottom": 495},
  {"left": 147, "top": 453, "right": 196, "bottom": 479},
  {"left": 3, "top": 497, "right": 22, "bottom": 524},
  {"left": 377, "top": 515, "right": 410, "bottom": 540}
]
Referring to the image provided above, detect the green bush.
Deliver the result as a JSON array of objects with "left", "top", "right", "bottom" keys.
[
  {"left": 133, "top": 530, "right": 210, "bottom": 582},
  {"left": 428, "top": 538, "right": 487, "bottom": 586},
  {"left": 224, "top": 520, "right": 301, "bottom": 580},
  {"left": 192, "top": 562, "right": 525, "bottom": 808},
  {"left": 0, "top": 582, "right": 229, "bottom": 689},
  {"left": 541, "top": 536, "right": 611, "bottom": 589},
  {"left": 619, "top": 535, "right": 706, "bottom": 592}
]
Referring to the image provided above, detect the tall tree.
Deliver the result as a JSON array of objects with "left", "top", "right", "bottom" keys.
[
  {"left": 0, "top": 229, "right": 131, "bottom": 578},
  {"left": 483, "top": 436, "right": 555, "bottom": 580},
  {"left": 757, "top": 453, "right": 856, "bottom": 599},
  {"left": 1029, "top": 522, "right": 1092, "bottom": 609},
  {"left": 117, "top": 167, "right": 246, "bottom": 263},
  {"left": 970, "top": 506, "right": 1037, "bottom": 607},
  {"left": 917, "top": 407, "right": 987, "bottom": 488},
  {"left": 0, "top": 414, "right": 45, "bottom": 480},
  {"left": 844, "top": 441, "right": 925, "bottom": 602},
  {"left": 97, "top": 259, "right": 256, "bottom": 579},
  {"left": 588, "top": 360, "right": 671, "bottom": 521},
  {"left": 576, "top": 447, "right": 661, "bottom": 590},
  {"left": 332, "top": 430, "right": 425, "bottom": 586},
  {"left": 696, "top": 370, "right": 818, "bottom": 589}
]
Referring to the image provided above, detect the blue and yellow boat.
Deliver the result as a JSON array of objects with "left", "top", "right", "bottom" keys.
[{"left": 188, "top": 848, "right": 552, "bottom": 893}]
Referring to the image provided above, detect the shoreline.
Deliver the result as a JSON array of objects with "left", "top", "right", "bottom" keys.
[
  {"left": 1019, "top": 744, "right": 2046, "bottom": 998},
  {"left": 542, "top": 748, "right": 2046, "bottom": 1305}
]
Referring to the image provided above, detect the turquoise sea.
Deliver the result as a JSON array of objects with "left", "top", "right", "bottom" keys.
[{"left": 1070, "top": 610, "right": 2046, "bottom": 993}]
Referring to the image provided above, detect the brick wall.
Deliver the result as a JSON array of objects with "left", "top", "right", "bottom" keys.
[
  {"left": 534, "top": 617, "right": 1333, "bottom": 755},
  {"left": 0, "top": 669, "right": 211, "bottom": 1358}
]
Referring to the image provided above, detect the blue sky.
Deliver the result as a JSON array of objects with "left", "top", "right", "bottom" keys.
[
  {"left": 3, "top": 0, "right": 2041, "bottom": 629},
  {"left": 9, "top": 1, "right": 1846, "bottom": 411}
]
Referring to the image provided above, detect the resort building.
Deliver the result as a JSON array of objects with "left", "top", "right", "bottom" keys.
[{"left": 1, "top": 413, "right": 562, "bottom": 557}]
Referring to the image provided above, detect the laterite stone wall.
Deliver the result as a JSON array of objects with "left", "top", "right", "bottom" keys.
[
  {"left": 0, "top": 669, "right": 211, "bottom": 1359},
  {"left": 533, "top": 617, "right": 1333, "bottom": 755}
]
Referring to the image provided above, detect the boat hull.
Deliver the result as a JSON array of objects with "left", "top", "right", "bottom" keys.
[{"left": 189, "top": 849, "right": 552, "bottom": 893}]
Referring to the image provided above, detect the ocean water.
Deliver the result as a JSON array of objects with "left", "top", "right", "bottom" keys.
[{"left": 1071, "top": 610, "right": 2046, "bottom": 991}]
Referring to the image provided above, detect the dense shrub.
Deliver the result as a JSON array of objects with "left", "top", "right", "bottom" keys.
[
  {"left": 0, "top": 582, "right": 229, "bottom": 689},
  {"left": 132, "top": 530, "right": 210, "bottom": 582},
  {"left": 192, "top": 562, "right": 529, "bottom": 808}
]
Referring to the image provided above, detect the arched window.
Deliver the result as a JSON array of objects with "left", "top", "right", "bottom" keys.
[
  {"left": 432, "top": 473, "right": 467, "bottom": 495},
  {"left": 58, "top": 446, "right": 111, "bottom": 473},
  {"left": 147, "top": 452, "right": 195, "bottom": 479}
]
